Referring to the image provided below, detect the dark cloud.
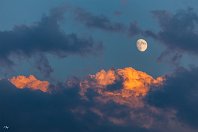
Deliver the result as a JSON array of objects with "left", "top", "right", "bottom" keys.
[
  {"left": 157, "top": 50, "right": 183, "bottom": 67},
  {"left": 0, "top": 79, "right": 83, "bottom": 132},
  {"left": 143, "top": 30, "right": 158, "bottom": 39},
  {"left": 128, "top": 22, "right": 142, "bottom": 36},
  {"left": 34, "top": 54, "right": 53, "bottom": 78},
  {"left": 148, "top": 67, "right": 198, "bottom": 128},
  {"left": 1, "top": 68, "right": 197, "bottom": 131},
  {"left": 0, "top": 79, "right": 152, "bottom": 132},
  {"left": 0, "top": 6, "right": 102, "bottom": 75},
  {"left": 150, "top": 8, "right": 198, "bottom": 55},
  {"left": 74, "top": 8, "right": 126, "bottom": 32},
  {"left": 142, "top": 8, "right": 198, "bottom": 64},
  {"left": 72, "top": 7, "right": 144, "bottom": 38}
]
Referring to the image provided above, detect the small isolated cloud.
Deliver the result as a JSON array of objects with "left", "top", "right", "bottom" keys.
[{"left": 9, "top": 75, "right": 49, "bottom": 92}]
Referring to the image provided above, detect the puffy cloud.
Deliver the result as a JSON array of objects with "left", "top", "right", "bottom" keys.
[
  {"left": 9, "top": 75, "right": 49, "bottom": 92},
  {"left": 5, "top": 67, "right": 167, "bottom": 130},
  {"left": 1, "top": 66, "right": 198, "bottom": 131},
  {"left": 76, "top": 67, "right": 169, "bottom": 129},
  {"left": 80, "top": 67, "right": 164, "bottom": 99},
  {"left": 94, "top": 69, "right": 117, "bottom": 86},
  {"left": 116, "top": 67, "right": 164, "bottom": 96},
  {"left": 75, "top": 67, "right": 198, "bottom": 131},
  {"left": 0, "top": 78, "right": 153, "bottom": 132}
]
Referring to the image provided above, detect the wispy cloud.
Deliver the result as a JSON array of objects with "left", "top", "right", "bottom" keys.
[
  {"left": 0, "top": 6, "right": 103, "bottom": 76},
  {"left": 145, "top": 8, "right": 198, "bottom": 63},
  {"left": 73, "top": 8, "right": 126, "bottom": 32}
]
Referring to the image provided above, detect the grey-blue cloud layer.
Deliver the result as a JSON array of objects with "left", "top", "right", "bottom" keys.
[{"left": 0, "top": 7, "right": 102, "bottom": 76}]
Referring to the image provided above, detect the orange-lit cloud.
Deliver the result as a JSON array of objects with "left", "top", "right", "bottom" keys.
[
  {"left": 80, "top": 67, "right": 165, "bottom": 109},
  {"left": 9, "top": 75, "right": 49, "bottom": 92},
  {"left": 80, "top": 67, "right": 165, "bottom": 100},
  {"left": 94, "top": 69, "right": 116, "bottom": 86},
  {"left": 117, "top": 67, "right": 164, "bottom": 96},
  {"left": 78, "top": 66, "right": 166, "bottom": 125}
]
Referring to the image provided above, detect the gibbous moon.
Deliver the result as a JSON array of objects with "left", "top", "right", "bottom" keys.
[{"left": 136, "top": 39, "right": 148, "bottom": 52}]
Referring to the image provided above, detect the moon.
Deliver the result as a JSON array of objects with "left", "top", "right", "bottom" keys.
[{"left": 136, "top": 39, "right": 148, "bottom": 52}]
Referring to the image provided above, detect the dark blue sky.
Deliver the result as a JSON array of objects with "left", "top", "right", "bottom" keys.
[{"left": 1, "top": 0, "right": 198, "bottom": 132}]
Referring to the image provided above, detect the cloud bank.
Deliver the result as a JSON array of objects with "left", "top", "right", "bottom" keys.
[{"left": 0, "top": 66, "right": 198, "bottom": 132}]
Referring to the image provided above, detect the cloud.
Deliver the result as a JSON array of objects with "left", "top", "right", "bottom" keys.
[
  {"left": 0, "top": 79, "right": 83, "bottom": 132},
  {"left": 147, "top": 67, "right": 198, "bottom": 128},
  {"left": 74, "top": 67, "right": 198, "bottom": 131},
  {"left": 1, "top": 66, "right": 165, "bottom": 131},
  {"left": 9, "top": 75, "right": 49, "bottom": 92},
  {"left": 128, "top": 22, "right": 142, "bottom": 36},
  {"left": 34, "top": 54, "right": 54, "bottom": 78},
  {"left": 73, "top": 8, "right": 126, "bottom": 32},
  {"left": 0, "top": 6, "right": 102, "bottom": 76},
  {"left": 77, "top": 67, "right": 169, "bottom": 129},
  {"left": 72, "top": 7, "right": 144, "bottom": 39},
  {"left": 0, "top": 78, "right": 153, "bottom": 132},
  {"left": 80, "top": 67, "right": 164, "bottom": 98},
  {"left": 1, "top": 66, "right": 198, "bottom": 131},
  {"left": 146, "top": 8, "right": 198, "bottom": 63},
  {"left": 157, "top": 50, "right": 183, "bottom": 66}
]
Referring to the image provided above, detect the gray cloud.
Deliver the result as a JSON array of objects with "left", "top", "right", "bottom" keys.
[
  {"left": 0, "top": 6, "right": 102, "bottom": 76},
  {"left": 0, "top": 79, "right": 152, "bottom": 132},
  {"left": 128, "top": 22, "right": 142, "bottom": 36},
  {"left": 150, "top": 9, "right": 198, "bottom": 53},
  {"left": 1, "top": 68, "right": 198, "bottom": 131},
  {"left": 148, "top": 67, "right": 198, "bottom": 128},
  {"left": 73, "top": 7, "right": 144, "bottom": 39},
  {"left": 34, "top": 54, "right": 54, "bottom": 78},
  {"left": 73, "top": 8, "right": 126, "bottom": 32},
  {"left": 143, "top": 8, "right": 198, "bottom": 64}
]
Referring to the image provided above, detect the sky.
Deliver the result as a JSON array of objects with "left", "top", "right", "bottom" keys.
[{"left": 0, "top": 0, "right": 198, "bottom": 132}]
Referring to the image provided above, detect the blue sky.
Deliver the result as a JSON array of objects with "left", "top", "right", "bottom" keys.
[
  {"left": 1, "top": 0, "right": 197, "bottom": 80},
  {"left": 1, "top": 0, "right": 198, "bottom": 131}
]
